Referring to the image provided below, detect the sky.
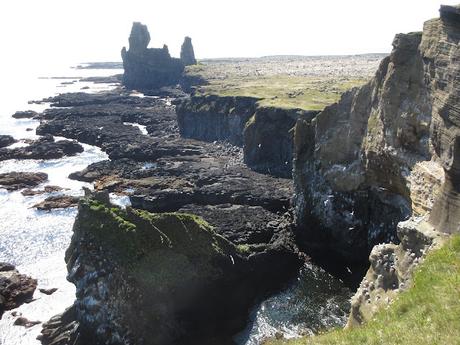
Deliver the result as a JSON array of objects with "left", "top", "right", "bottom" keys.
[{"left": 0, "top": 0, "right": 458, "bottom": 74}]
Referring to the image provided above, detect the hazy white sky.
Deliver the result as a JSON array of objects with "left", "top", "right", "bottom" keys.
[{"left": 0, "top": 0, "right": 458, "bottom": 73}]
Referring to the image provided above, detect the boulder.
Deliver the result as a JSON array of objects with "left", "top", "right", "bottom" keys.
[
  {"left": 0, "top": 135, "right": 16, "bottom": 148},
  {"left": 0, "top": 263, "right": 37, "bottom": 318}
]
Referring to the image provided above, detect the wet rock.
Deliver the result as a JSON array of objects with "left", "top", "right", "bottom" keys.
[
  {"left": 0, "top": 263, "right": 37, "bottom": 318},
  {"left": 14, "top": 316, "right": 41, "bottom": 328},
  {"left": 0, "top": 135, "right": 16, "bottom": 148},
  {"left": 39, "top": 306, "right": 80, "bottom": 345},
  {"left": 21, "top": 185, "right": 66, "bottom": 196},
  {"left": 33, "top": 195, "right": 80, "bottom": 210},
  {"left": 39, "top": 288, "right": 58, "bottom": 295},
  {"left": 0, "top": 135, "right": 83, "bottom": 161},
  {"left": 180, "top": 36, "right": 197, "bottom": 66},
  {"left": 121, "top": 22, "right": 184, "bottom": 90},
  {"left": 0, "top": 172, "right": 48, "bottom": 191},
  {"left": 12, "top": 110, "right": 39, "bottom": 119}
]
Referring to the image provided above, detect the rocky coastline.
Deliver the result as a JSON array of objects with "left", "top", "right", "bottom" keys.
[{"left": 1, "top": 5, "right": 459, "bottom": 345}]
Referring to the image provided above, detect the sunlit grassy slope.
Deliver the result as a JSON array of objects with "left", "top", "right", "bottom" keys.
[{"left": 264, "top": 235, "right": 460, "bottom": 345}]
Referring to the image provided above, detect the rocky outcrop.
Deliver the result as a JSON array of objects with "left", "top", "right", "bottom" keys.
[
  {"left": 0, "top": 135, "right": 83, "bottom": 161},
  {"left": 121, "top": 22, "right": 184, "bottom": 90},
  {"left": 11, "top": 110, "right": 39, "bottom": 119},
  {"left": 0, "top": 263, "right": 37, "bottom": 318},
  {"left": 244, "top": 107, "right": 317, "bottom": 177},
  {"left": 175, "top": 95, "right": 259, "bottom": 146},
  {"left": 0, "top": 135, "right": 16, "bottom": 148},
  {"left": 0, "top": 172, "right": 48, "bottom": 191},
  {"left": 180, "top": 36, "right": 197, "bottom": 66},
  {"left": 33, "top": 195, "right": 80, "bottom": 210},
  {"left": 347, "top": 218, "right": 446, "bottom": 326},
  {"left": 41, "top": 197, "right": 301, "bottom": 345}
]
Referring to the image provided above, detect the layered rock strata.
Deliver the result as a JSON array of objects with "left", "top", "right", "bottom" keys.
[
  {"left": 293, "top": 5, "right": 460, "bottom": 325},
  {"left": 293, "top": 30, "right": 441, "bottom": 263}
]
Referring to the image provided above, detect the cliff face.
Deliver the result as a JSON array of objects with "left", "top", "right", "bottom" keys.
[
  {"left": 292, "top": 5, "right": 459, "bottom": 324},
  {"left": 423, "top": 6, "right": 460, "bottom": 234},
  {"left": 175, "top": 95, "right": 259, "bottom": 146},
  {"left": 293, "top": 29, "right": 447, "bottom": 263},
  {"left": 121, "top": 22, "right": 184, "bottom": 90},
  {"left": 243, "top": 106, "right": 317, "bottom": 177},
  {"left": 176, "top": 97, "right": 316, "bottom": 177}
]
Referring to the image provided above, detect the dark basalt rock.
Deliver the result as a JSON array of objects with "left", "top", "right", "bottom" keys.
[
  {"left": 33, "top": 195, "right": 80, "bottom": 211},
  {"left": 440, "top": 4, "right": 460, "bottom": 22},
  {"left": 12, "top": 110, "right": 39, "bottom": 119},
  {"left": 244, "top": 106, "right": 317, "bottom": 178},
  {"left": 0, "top": 172, "right": 48, "bottom": 191},
  {"left": 180, "top": 36, "right": 197, "bottom": 66},
  {"left": 21, "top": 185, "right": 65, "bottom": 196},
  {"left": 121, "top": 22, "right": 184, "bottom": 90},
  {"left": 14, "top": 316, "right": 41, "bottom": 328},
  {"left": 0, "top": 263, "right": 37, "bottom": 318},
  {"left": 175, "top": 95, "right": 259, "bottom": 146},
  {"left": 0, "top": 135, "right": 83, "bottom": 161},
  {"left": 0, "top": 135, "right": 16, "bottom": 148}
]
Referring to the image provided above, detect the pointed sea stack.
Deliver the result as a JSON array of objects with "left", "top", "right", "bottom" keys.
[
  {"left": 180, "top": 36, "right": 197, "bottom": 66},
  {"left": 121, "top": 22, "right": 184, "bottom": 90}
]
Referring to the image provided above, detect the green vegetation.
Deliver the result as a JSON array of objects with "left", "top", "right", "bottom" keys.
[
  {"left": 264, "top": 235, "right": 460, "bottom": 345},
  {"left": 186, "top": 64, "right": 369, "bottom": 111}
]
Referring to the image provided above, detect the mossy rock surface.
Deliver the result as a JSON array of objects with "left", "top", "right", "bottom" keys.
[{"left": 77, "top": 199, "right": 237, "bottom": 291}]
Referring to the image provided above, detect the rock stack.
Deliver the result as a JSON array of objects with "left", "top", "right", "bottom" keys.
[
  {"left": 180, "top": 36, "right": 197, "bottom": 66},
  {"left": 121, "top": 22, "right": 185, "bottom": 90}
]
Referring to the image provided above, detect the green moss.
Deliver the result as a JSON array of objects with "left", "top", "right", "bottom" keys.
[
  {"left": 77, "top": 199, "right": 236, "bottom": 291},
  {"left": 264, "top": 235, "right": 460, "bottom": 345}
]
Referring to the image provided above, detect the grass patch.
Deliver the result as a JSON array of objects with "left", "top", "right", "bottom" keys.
[
  {"left": 185, "top": 61, "right": 373, "bottom": 111},
  {"left": 264, "top": 234, "right": 460, "bottom": 345}
]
